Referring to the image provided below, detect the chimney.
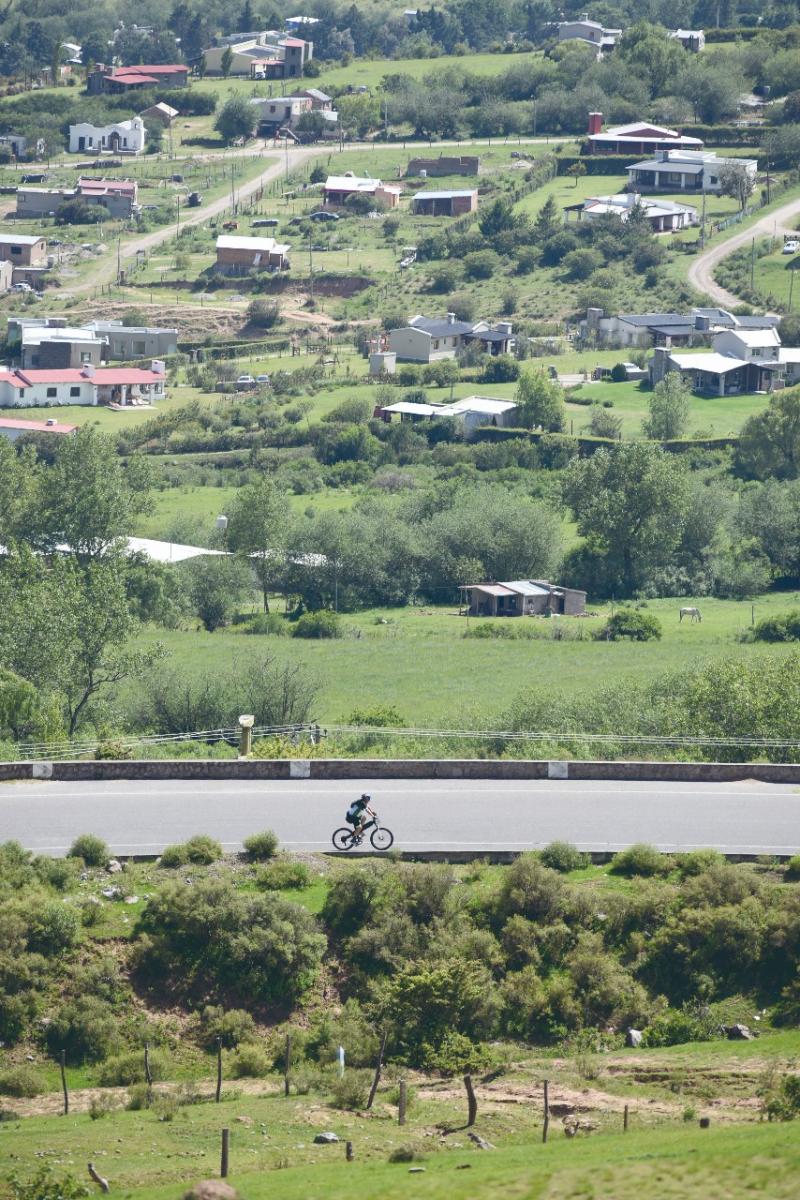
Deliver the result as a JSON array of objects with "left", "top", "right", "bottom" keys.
[
  {"left": 588, "top": 111, "right": 603, "bottom": 136},
  {"left": 447, "top": 312, "right": 456, "bottom": 325}
]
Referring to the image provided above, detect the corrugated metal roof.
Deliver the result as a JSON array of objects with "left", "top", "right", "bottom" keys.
[
  {"left": 502, "top": 580, "right": 551, "bottom": 596},
  {"left": 466, "top": 584, "right": 516, "bottom": 597},
  {"left": 413, "top": 190, "right": 477, "bottom": 200}
]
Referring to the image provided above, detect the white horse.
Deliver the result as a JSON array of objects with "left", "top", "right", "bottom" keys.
[{"left": 679, "top": 606, "right": 702, "bottom": 623}]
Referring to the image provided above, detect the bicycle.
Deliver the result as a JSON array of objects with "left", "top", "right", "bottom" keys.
[{"left": 332, "top": 812, "right": 394, "bottom": 851}]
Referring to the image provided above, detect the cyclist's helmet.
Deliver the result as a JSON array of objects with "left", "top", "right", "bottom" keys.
[{"left": 360, "top": 793, "right": 371, "bottom": 801}]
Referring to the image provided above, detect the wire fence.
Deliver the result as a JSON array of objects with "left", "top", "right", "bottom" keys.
[{"left": 11, "top": 723, "right": 800, "bottom": 761}]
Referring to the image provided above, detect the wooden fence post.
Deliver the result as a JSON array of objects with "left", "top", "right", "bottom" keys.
[
  {"left": 398, "top": 1079, "right": 407, "bottom": 1126},
  {"left": 624, "top": 1104, "right": 629, "bottom": 1132},
  {"left": 346, "top": 1140, "right": 354, "bottom": 1161},
  {"left": 144, "top": 1043, "right": 153, "bottom": 1088},
  {"left": 464, "top": 1074, "right": 477, "bottom": 1128},
  {"left": 215, "top": 1038, "right": 223, "bottom": 1103},
  {"left": 284, "top": 1034, "right": 292, "bottom": 1097},
  {"left": 366, "top": 1030, "right": 387, "bottom": 1111},
  {"left": 60, "top": 1050, "right": 69, "bottom": 1116},
  {"left": 542, "top": 1079, "right": 549, "bottom": 1144},
  {"left": 220, "top": 1128, "right": 230, "bottom": 1177}
]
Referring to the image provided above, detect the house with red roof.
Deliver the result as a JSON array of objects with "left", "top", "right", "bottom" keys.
[
  {"left": 0, "top": 363, "right": 166, "bottom": 408},
  {"left": 86, "top": 64, "right": 189, "bottom": 95},
  {"left": 0, "top": 416, "right": 77, "bottom": 441}
]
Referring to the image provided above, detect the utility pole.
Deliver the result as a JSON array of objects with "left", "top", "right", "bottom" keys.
[
  {"left": 285, "top": 135, "right": 289, "bottom": 180},
  {"left": 175, "top": 193, "right": 180, "bottom": 237},
  {"left": 790, "top": 265, "right": 795, "bottom": 312},
  {"left": 700, "top": 188, "right": 707, "bottom": 250},
  {"left": 308, "top": 228, "right": 314, "bottom": 304},
  {"left": 750, "top": 236, "right": 756, "bottom": 291},
  {"left": 532, "top": 96, "right": 537, "bottom": 138},
  {"left": 116, "top": 234, "right": 121, "bottom": 284}
]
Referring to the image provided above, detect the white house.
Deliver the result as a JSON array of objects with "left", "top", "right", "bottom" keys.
[
  {"left": 387, "top": 314, "right": 514, "bottom": 362},
  {"left": 669, "top": 29, "right": 705, "bottom": 52},
  {"left": 323, "top": 173, "right": 401, "bottom": 207},
  {"left": 68, "top": 117, "right": 146, "bottom": 155},
  {"left": 626, "top": 149, "right": 758, "bottom": 194},
  {"left": 649, "top": 328, "right": 788, "bottom": 396},
  {"left": 248, "top": 95, "right": 313, "bottom": 134},
  {"left": 0, "top": 364, "right": 166, "bottom": 408},
  {"left": 565, "top": 191, "right": 697, "bottom": 231},
  {"left": 556, "top": 17, "right": 621, "bottom": 55},
  {"left": 378, "top": 395, "right": 518, "bottom": 434}
]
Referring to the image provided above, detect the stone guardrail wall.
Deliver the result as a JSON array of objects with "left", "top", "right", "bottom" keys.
[{"left": 2, "top": 758, "right": 800, "bottom": 783}]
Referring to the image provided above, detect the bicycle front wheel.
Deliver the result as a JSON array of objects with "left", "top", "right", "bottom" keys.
[
  {"left": 332, "top": 827, "right": 354, "bottom": 851},
  {"left": 371, "top": 826, "right": 394, "bottom": 850}
]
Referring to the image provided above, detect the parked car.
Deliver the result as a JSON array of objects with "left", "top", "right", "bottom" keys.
[
  {"left": 256, "top": 373, "right": 270, "bottom": 384},
  {"left": 309, "top": 210, "right": 339, "bottom": 221},
  {"left": 12, "top": 282, "right": 32, "bottom": 292},
  {"left": 236, "top": 374, "right": 257, "bottom": 390},
  {"left": 783, "top": 240, "right": 799, "bottom": 254},
  {"left": 186, "top": 192, "right": 202, "bottom": 207}
]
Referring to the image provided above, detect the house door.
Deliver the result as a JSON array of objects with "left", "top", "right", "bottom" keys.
[
  {"left": 78, "top": 136, "right": 86, "bottom": 151},
  {"left": 109, "top": 131, "right": 121, "bottom": 152}
]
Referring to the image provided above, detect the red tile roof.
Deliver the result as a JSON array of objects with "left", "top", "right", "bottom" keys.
[
  {"left": 0, "top": 416, "right": 77, "bottom": 433},
  {"left": 11, "top": 368, "right": 163, "bottom": 386}
]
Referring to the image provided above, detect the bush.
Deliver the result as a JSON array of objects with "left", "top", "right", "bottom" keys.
[
  {"left": 243, "top": 829, "right": 279, "bottom": 861},
  {"left": 23, "top": 898, "right": 80, "bottom": 956},
  {"left": 159, "top": 843, "right": 189, "bottom": 868},
  {"left": 160, "top": 835, "right": 222, "bottom": 867},
  {"left": 388, "top": 1145, "right": 424, "bottom": 1162},
  {"left": 610, "top": 363, "right": 628, "bottom": 382},
  {"left": 199, "top": 1005, "right": 257, "bottom": 1049},
  {"left": 88, "top": 1094, "right": 116, "bottom": 1120},
  {"left": 292, "top": 610, "right": 342, "bottom": 639},
  {"left": 752, "top": 611, "right": 800, "bottom": 642},
  {"left": 67, "top": 834, "right": 109, "bottom": 867},
  {"left": 642, "top": 1005, "right": 719, "bottom": 1048},
  {"left": 784, "top": 855, "right": 800, "bottom": 881},
  {"left": 45, "top": 997, "right": 119, "bottom": 1065},
  {"left": 96, "top": 1050, "right": 167, "bottom": 1087},
  {"left": 597, "top": 610, "right": 662, "bottom": 642},
  {"left": 0, "top": 1066, "right": 45, "bottom": 1097},
  {"left": 229, "top": 1043, "right": 270, "bottom": 1078},
  {"left": 242, "top": 612, "right": 289, "bottom": 636},
  {"left": 126, "top": 1082, "right": 152, "bottom": 1111},
  {"left": 766, "top": 1074, "right": 800, "bottom": 1121},
  {"left": 33, "top": 856, "right": 80, "bottom": 891},
  {"left": 539, "top": 842, "right": 588, "bottom": 873},
  {"left": 6, "top": 1165, "right": 91, "bottom": 1200},
  {"left": 610, "top": 843, "right": 671, "bottom": 878},
  {"left": 329, "top": 1068, "right": 372, "bottom": 1110},
  {"left": 463, "top": 250, "right": 500, "bottom": 280},
  {"left": 677, "top": 849, "right": 726, "bottom": 878},
  {"left": 246, "top": 298, "right": 280, "bottom": 329},
  {"left": 257, "top": 859, "right": 311, "bottom": 890}
]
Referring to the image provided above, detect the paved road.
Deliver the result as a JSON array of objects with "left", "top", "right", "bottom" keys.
[
  {"left": 1, "top": 778, "right": 798, "bottom": 856},
  {"left": 688, "top": 192, "right": 800, "bottom": 307}
]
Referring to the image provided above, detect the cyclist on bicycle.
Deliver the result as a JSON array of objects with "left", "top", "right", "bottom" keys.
[{"left": 345, "top": 793, "right": 376, "bottom": 840}]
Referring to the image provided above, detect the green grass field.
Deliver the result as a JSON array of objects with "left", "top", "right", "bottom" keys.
[{"left": 567, "top": 379, "right": 769, "bottom": 438}]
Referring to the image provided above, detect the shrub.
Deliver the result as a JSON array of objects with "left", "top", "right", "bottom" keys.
[
  {"left": 752, "top": 611, "right": 800, "bottom": 642},
  {"left": 241, "top": 612, "right": 289, "bottom": 636},
  {"left": 96, "top": 1050, "right": 167, "bottom": 1087},
  {"left": 388, "top": 1145, "right": 424, "bottom": 1162},
  {"left": 785, "top": 855, "right": 800, "bottom": 881},
  {"left": 243, "top": 829, "right": 279, "bottom": 861},
  {"left": 642, "top": 1005, "right": 719, "bottom": 1048},
  {"left": 463, "top": 250, "right": 500, "bottom": 280},
  {"left": 329, "top": 1068, "right": 372, "bottom": 1110},
  {"left": 160, "top": 835, "right": 222, "bottom": 867},
  {"left": 597, "top": 610, "right": 662, "bottom": 642},
  {"left": 88, "top": 1094, "right": 116, "bottom": 1120},
  {"left": 0, "top": 1066, "right": 45, "bottom": 1097},
  {"left": 677, "top": 849, "right": 726, "bottom": 878},
  {"left": 611, "top": 843, "right": 671, "bottom": 878},
  {"left": 246, "top": 298, "right": 280, "bottom": 329},
  {"left": 257, "top": 859, "right": 311, "bottom": 891},
  {"left": 67, "top": 834, "right": 109, "bottom": 867},
  {"left": 292, "top": 610, "right": 342, "bottom": 638},
  {"left": 429, "top": 263, "right": 459, "bottom": 292},
  {"left": 159, "top": 843, "right": 189, "bottom": 868},
  {"left": 539, "top": 842, "right": 588, "bottom": 873},
  {"left": 766, "top": 1074, "right": 800, "bottom": 1120},
  {"left": 229, "top": 1043, "right": 270, "bottom": 1078},
  {"left": 321, "top": 863, "right": 385, "bottom": 938},
  {"left": 6, "top": 1165, "right": 91, "bottom": 1200},
  {"left": 45, "top": 997, "right": 119, "bottom": 1065},
  {"left": 94, "top": 740, "right": 134, "bottom": 760},
  {"left": 33, "top": 856, "right": 80, "bottom": 891},
  {"left": 23, "top": 899, "right": 80, "bottom": 956},
  {"left": 610, "top": 362, "right": 628, "bottom": 382},
  {"left": 199, "top": 1005, "right": 257, "bottom": 1049},
  {"left": 126, "top": 1082, "right": 152, "bottom": 1111}
]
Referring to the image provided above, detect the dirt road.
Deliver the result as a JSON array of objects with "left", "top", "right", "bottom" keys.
[{"left": 688, "top": 193, "right": 800, "bottom": 308}]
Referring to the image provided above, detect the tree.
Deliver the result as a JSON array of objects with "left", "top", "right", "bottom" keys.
[
  {"left": 226, "top": 478, "right": 290, "bottom": 612},
  {"left": 220, "top": 46, "right": 234, "bottom": 78},
  {"left": 533, "top": 195, "right": 560, "bottom": 243},
  {"left": 36, "top": 426, "right": 152, "bottom": 557},
  {"left": 642, "top": 374, "right": 691, "bottom": 441},
  {"left": 565, "top": 161, "right": 587, "bottom": 188},
  {"left": 737, "top": 389, "right": 800, "bottom": 480},
  {"left": 181, "top": 556, "right": 252, "bottom": 631},
  {"left": 718, "top": 160, "right": 756, "bottom": 211},
  {"left": 214, "top": 95, "right": 253, "bottom": 144},
  {"left": 0, "top": 439, "right": 39, "bottom": 545},
  {"left": 478, "top": 198, "right": 516, "bottom": 238},
  {"left": 586, "top": 406, "right": 623, "bottom": 440},
  {"left": 0, "top": 668, "right": 39, "bottom": 740},
  {"left": 562, "top": 443, "right": 690, "bottom": 596},
  {"left": 515, "top": 368, "right": 565, "bottom": 432}
]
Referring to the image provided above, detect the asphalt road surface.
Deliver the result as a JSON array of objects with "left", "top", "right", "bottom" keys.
[{"left": 1, "top": 778, "right": 798, "bottom": 856}]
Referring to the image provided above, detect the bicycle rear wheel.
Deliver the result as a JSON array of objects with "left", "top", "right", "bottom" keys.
[
  {"left": 371, "top": 826, "right": 394, "bottom": 850},
  {"left": 332, "top": 827, "right": 355, "bottom": 851}
]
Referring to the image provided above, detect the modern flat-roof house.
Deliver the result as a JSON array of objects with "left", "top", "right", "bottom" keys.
[
  {"left": 323, "top": 173, "right": 401, "bottom": 208},
  {"left": 85, "top": 320, "right": 178, "bottom": 360},
  {"left": 462, "top": 579, "right": 587, "bottom": 617},
  {"left": 412, "top": 189, "right": 478, "bottom": 217},
  {"left": 556, "top": 18, "right": 621, "bottom": 55},
  {"left": 564, "top": 191, "right": 697, "bottom": 231},
  {"left": 669, "top": 28, "right": 705, "bottom": 52},
  {"left": 216, "top": 234, "right": 290, "bottom": 272},
  {"left": 378, "top": 395, "right": 518, "bottom": 435},
  {"left": 21, "top": 326, "right": 105, "bottom": 369},
  {"left": 585, "top": 112, "right": 704, "bottom": 155},
  {"left": 579, "top": 306, "right": 780, "bottom": 347},
  {"left": 406, "top": 154, "right": 480, "bottom": 177},
  {"left": 8, "top": 316, "right": 177, "bottom": 361},
  {"left": 248, "top": 95, "right": 313, "bottom": 135},
  {"left": 86, "top": 64, "right": 189, "bottom": 94},
  {"left": 202, "top": 33, "right": 312, "bottom": 79},
  {"left": 69, "top": 117, "right": 146, "bottom": 155},
  {"left": 627, "top": 149, "right": 758, "bottom": 194},
  {"left": 387, "top": 314, "right": 514, "bottom": 362},
  {"left": 0, "top": 364, "right": 166, "bottom": 408}
]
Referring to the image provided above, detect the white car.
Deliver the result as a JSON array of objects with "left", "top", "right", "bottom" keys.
[
  {"left": 236, "top": 374, "right": 255, "bottom": 385},
  {"left": 12, "top": 282, "right": 32, "bottom": 292},
  {"left": 256, "top": 374, "right": 270, "bottom": 384},
  {"left": 783, "top": 240, "right": 799, "bottom": 254}
]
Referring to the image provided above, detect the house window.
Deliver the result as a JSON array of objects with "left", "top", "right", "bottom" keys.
[
  {"left": 707, "top": 176, "right": 717, "bottom": 185},
  {"left": 133, "top": 341, "right": 146, "bottom": 354},
  {"left": 70, "top": 386, "right": 80, "bottom": 397},
  {"left": 433, "top": 339, "right": 440, "bottom": 349},
  {"left": 80, "top": 352, "right": 91, "bottom": 363},
  {"left": 666, "top": 172, "right": 683, "bottom": 185},
  {"left": 46, "top": 387, "right": 57, "bottom": 397},
  {"left": 10, "top": 245, "right": 21, "bottom": 256}
]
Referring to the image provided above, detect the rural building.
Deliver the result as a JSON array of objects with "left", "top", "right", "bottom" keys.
[
  {"left": 556, "top": 18, "right": 621, "bottom": 55},
  {"left": 649, "top": 326, "right": 793, "bottom": 395},
  {"left": 669, "top": 29, "right": 705, "bottom": 52},
  {"left": 0, "top": 134, "right": 28, "bottom": 157},
  {"left": 564, "top": 191, "right": 697, "bottom": 231},
  {"left": 0, "top": 364, "right": 166, "bottom": 408},
  {"left": 378, "top": 395, "right": 518, "bottom": 434},
  {"left": 140, "top": 102, "right": 179, "bottom": 126},
  {"left": 0, "top": 234, "right": 48, "bottom": 268},
  {"left": 76, "top": 178, "right": 139, "bottom": 218},
  {"left": 85, "top": 320, "right": 178, "bottom": 360},
  {"left": 580, "top": 306, "right": 779, "bottom": 348},
  {"left": 249, "top": 95, "right": 313, "bottom": 135},
  {"left": 7, "top": 316, "right": 177, "bottom": 362},
  {"left": 406, "top": 154, "right": 480, "bottom": 177},
  {"left": 585, "top": 112, "right": 704, "bottom": 155},
  {"left": 412, "top": 189, "right": 478, "bottom": 217},
  {"left": 626, "top": 149, "right": 757, "bottom": 194},
  {"left": 21, "top": 326, "right": 105, "bottom": 369},
  {"left": 0, "top": 415, "right": 77, "bottom": 441},
  {"left": 215, "top": 234, "right": 290, "bottom": 272},
  {"left": 0, "top": 262, "right": 13, "bottom": 292},
  {"left": 462, "top": 580, "right": 587, "bottom": 617},
  {"left": 323, "top": 173, "right": 401, "bottom": 207},
  {"left": 15, "top": 186, "right": 74, "bottom": 218},
  {"left": 69, "top": 118, "right": 146, "bottom": 155},
  {"left": 86, "top": 64, "right": 189, "bottom": 94},
  {"left": 202, "top": 33, "right": 312, "bottom": 78},
  {"left": 387, "top": 314, "right": 514, "bottom": 362},
  {"left": 301, "top": 87, "right": 332, "bottom": 109}
]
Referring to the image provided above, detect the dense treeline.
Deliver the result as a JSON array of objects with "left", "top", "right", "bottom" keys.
[{"left": 1, "top": 840, "right": 798, "bottom": 1080}]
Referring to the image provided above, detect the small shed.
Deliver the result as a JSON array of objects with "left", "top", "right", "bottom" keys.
[
  {"left": 461, "top": 580, "right": 587, "bottom": 617},
  {"left": 412, "top": 189, "right": 478, "bottom": 217}
]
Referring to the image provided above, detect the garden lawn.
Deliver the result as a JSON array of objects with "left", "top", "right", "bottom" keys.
[{"left": 566, "top": 379, "right": 770, "bottom": 439}]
